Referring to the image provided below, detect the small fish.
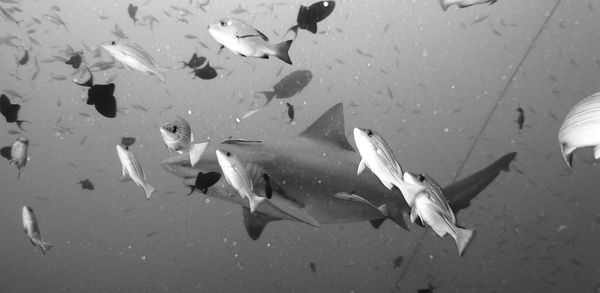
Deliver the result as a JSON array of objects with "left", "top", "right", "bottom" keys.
[
  {"left": 42, "top": 13, "right": 68, "bottom": 30},
  {"left": 31, "top": 56, "right": 40, "bottom": 80},
  {"left": 257, "top": 70, "right": 312, "bottom": 105},
  {"left": 73, "top": 68, "right": 117, "bottom": 118},
  {"left": 558, "top": 92, "right": 600, "bottom": 167},
  {"left": 116, "top": 144, "right": 156, "bottom": 200},
  {"left": 216, "top": 150, "right": 267, "bottom": 213},
  {"left": 184, "top": 34, "right": 197, "bottom": 39},
  {"left": 288, "top": 1, "right": 335, "bottom": 36},
  {"left": 121, "top": 137, "right": 136, "bottom": 147},
  {"left": 285, "top": 102, "right": 294, "bottom": 124},
  {"left": 187, "top": 171, "right": 221, "bottom": 195},
  {"left": 0, "top": 5, "right": 20, "bottom": 25},
  {"left": 102, "top": 40, "right": 167, "bottom": 82},
  {"left": 515, "top": 107, "right": 524, "bottom": 129},
  {"left": 18, "top": 49, "right": 29, "bottom": 65},
  {"left": 78, "top": 179, "right": 95, "bottom": 190},
  {"left": 159, "top": 117, "right": 208, "bottom": 166},
  {"left": 22, "top": 206, "right": 53, "bottom": 255},
  {"left": 309, "top": 262, "right": 316, "bottom": 273},
  {"left": 88, "top": 61, "right": 115, "bottom": 71},
  {"left": 0, "top": 94, "right": 28, "bottom": 130},
  {"left": 353, "top": 128, "right": 424, "bottom": 206},
  {"left": 65, "top": 52, "right": 82, "bottom": 69},
  {"left": 439, "top": 0, "right": 497, "bottom": 11},
  {"left": 404, "top": 172, "right": 475, "bottom": 256},
  {"left": 6, "top": 136, "right": 29, "bottom": 178},
  {"left": 180, "top": 53, "right": 206, "bottom": 69},
  {"left": 208, "top": 18, "right": 293, "bottom": 65},
  {"left": 230, "top": 4, "right": 248, "bottom": 14},
  {"left": 127, "top": 4, "right": 138, "bottom": 25},
  {"left": 111, "top": 23, "right": 128, "bottom": 39},
  {"left": 142, "top": 15, "right": 159, "bottom": 30},
  {"left": 146, "top": 231, "right": 158, "bottom": 238},
  {"left": 393, "top": 255, "right": 403, "bottom": 269},
  {"left": 192, "top": 62, "right": 217, "bottom": 80}
]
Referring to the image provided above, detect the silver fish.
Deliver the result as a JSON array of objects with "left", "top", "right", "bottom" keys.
[
  {"left": 559, "top": 92, "right": 600, "bottom": 167},
  {"left": 22, "top": 206, "right": 53, "bottom": 255},
  {"left": 10, "top": 136, "right": 28, "bottom": 179},
  {"left": 439, "top": 0, "right": 498, "bottom": 11},
  {"left": 207, "top": 18, "right": 293, "bottom": 65},
  {"left": 42, "top": 13, "right": 68, "bottom": 30},
  {"left": 216, "top": 149, "right": 266, "bottom": 213},
  {"left": 159, "top": 117, "right": 208, "bottom": 166},
  {"left": 101, "top": 40, "right": 166, "bottom": 82},
  {"left": 116, "top": 144, "right": 156, "bottom": 200},
  {"left": 353, "top": 127, "right": 423, "bottom": 206},
  {"left": 404, "top": 172, "right": 474, "bottom": 256}
]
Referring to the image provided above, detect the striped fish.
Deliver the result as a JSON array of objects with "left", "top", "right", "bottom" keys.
[
  {"left": 101, "top": 40, "right": 166, "bottom": 82},
  {"left": 116, "top": 144, "right": 156, "bottom": 200},
  {"left": 404, "top": 172, "right": 474, "bottom": 256},
  {"left": 559, "top": 92, "right": 600, "bottom": 167},
  {"left": 215, "top": 150, "right": 266, "bottom": 213},
  {"left": 159, "top": 117, "right": 208, "bottom": 166}
]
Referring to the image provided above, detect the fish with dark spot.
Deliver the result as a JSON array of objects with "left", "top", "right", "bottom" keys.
[
  {"left": 0, "top": 94, "right": 29, "bottom": 130},
  {"left": 65, "top": 52, "right": 82, "bottom": 69},
  {"left": 309, "top": 262, "right": 316, "bottom": 273},
  {"left": 78, "top": 179, "right": 95, "bottom": 190},
  {"left": 73, "top": 68, "right": 117, "bottom": 118},
  {"left": 121, "top": 137, "right": 136, "bottom": 147},
  {"left": 288, "top": 1, "right": 335, "bottom": 36},
  {"left": 187, "top": 171, "right": 221, "bottom": 195},
  {"left": 257, "top": 70, "right": 312, "bottom": 105},
  {"left": 515, "top": 107, "right": 524, "bottom": 130},
  {"left": 285, "top": 102, "right": 294, "bottom": 124},
  {"left": 180, "top": 53, "right": 206, "bottom": 69},
  {"left": 192, "top": 62, "right": 217, "bottom": 80},
  {"left": 127, "top": 4, "right": 138, "bottom": 25}
]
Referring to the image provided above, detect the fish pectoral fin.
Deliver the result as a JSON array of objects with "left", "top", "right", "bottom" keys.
[
  {"left": 242, "top": 207, "right": 279, "bottom": 240},
  {"left": 121, "top": 165, "right": 128, "bottom": 178},
  {"left": 236, "top": 34, "right": 262, "bottom": 40},
  {"left": 409, "top": 208, "right": 419, "bottom": 223},
  {"left": 357, "top": 159, "right": 366, "bottom": 175},
  {"left": 594, "top": 145, "right": 600, "bottom": 159}
]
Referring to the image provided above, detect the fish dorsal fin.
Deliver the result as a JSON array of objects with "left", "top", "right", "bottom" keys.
[{"left": 299, "top": 103, "right": 354, "bottom": 151}]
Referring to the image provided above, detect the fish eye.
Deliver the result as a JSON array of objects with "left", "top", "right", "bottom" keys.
[
  {"left": 226, "top": 152, "right": 231, "bottom": 157},
  {"left": 110, "top": 41, "right": 116, "bottom": 45},
  {"left": 171, "top": 125, "right": 178, "bottom": 133},
  {"left": 417, "top": 174, "right": 425, "bottom": 182},
  {"left": 219, "top": 20, "right": 225, "bottom": 26},
  {"left": 367, "top": 129, "right": 373, "bottom": 137}
]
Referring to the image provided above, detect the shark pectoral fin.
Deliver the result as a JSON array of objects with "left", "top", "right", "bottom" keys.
[
  {"left": 242, "top": 207, "right": 279, "bottom": 240},
  {"left": 357, "top": 159, "right": 366, "bottom": 175},
  {"left": 267, "top": 196, "right": 320, "bottom": 227},
  {"left": 369, "top": 218, "right": 386, "bottom": 229}
]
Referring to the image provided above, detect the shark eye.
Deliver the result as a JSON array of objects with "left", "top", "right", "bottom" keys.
[
  {"left": 171, "top": 125, "right": 178, "bottom": 133},
  {"left": 417, "top": 174, "right": 425, "bottom": 182},
  {"left": 367, "top": 129, "right": 373, "bottom": 137}
]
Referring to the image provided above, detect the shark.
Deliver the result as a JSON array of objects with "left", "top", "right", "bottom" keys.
[{"left": 161, "top": 103, "right": 516, "bottom": 240}]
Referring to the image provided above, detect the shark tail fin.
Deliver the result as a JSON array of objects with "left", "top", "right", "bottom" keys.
[
  {"left": 273, "top": 39, "right": 293, "bottom": 65},
  {"left": 40, "top": 241, "right": 54, "bottom": 255},
  {"left": 188, "top": 142, "right": 208, "bottom": 167},
  {"left": 454, "top": 227, "right": 475, "bottom": 257},
  {"left": 143, "top": 183, "right": 156, "bottom": 200}
]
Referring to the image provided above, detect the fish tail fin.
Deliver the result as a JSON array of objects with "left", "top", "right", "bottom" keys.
[
  {"left": 305, "top": 22, "right": 318, "bottom": 34},
  {"left": 188, "top": 142, "right": 209, "bottom": 167},
  {"left": 40, "top": 241, "right": 54, "bottom": 255},
  {"left": 560, "top": 143, "right": 574, "bottom": 168},
  {"left": 155, "top": 70, "right": 167, "bottom": 83},
  {"left": 143, "top": 183, "right": 156, "bottom": 200},
  {"left": 273, "top": 39, "right": 293, "bottom": 65},
  {"left": 286, "top": 25, "right": 300, "bottom": 39},
  {"left": 257, "top": 91, "right": 277, "bottom": 104},
  {"left": 248, "top": 193, "right": 267, "bottom": 214},
  {"left": 16, "top": 120, "right": 30, "bottom": 131},
  {"left": 16, "top": 167, "right": 22, "bottom": 179},
  {"left": 439, "top": 0, "right": 453, "bottom": 11},
  {"left": 454, "top": 226, "right": 475, "bottom": 256}
]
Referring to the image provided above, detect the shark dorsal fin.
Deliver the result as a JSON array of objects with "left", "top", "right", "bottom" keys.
[{"left": 299, "top": 103, "right": 354, "bottom": 151}]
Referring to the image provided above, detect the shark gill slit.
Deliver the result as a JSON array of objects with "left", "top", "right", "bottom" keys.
[{"left": 396, "top": 0, "right": 563, "bottom": 282}]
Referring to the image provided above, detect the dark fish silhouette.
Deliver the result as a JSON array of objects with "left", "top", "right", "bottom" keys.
[
  {"left": 18, "top": 49, "right": 29, "bottom": 65},
  {"left": 288, "top": 1, "right": 336, "bottom": 36},
  {"left": 192, "top": 62, "right": 217, "bottom": 80},
  {"left": 257, "top": 70, "right": 312, "bottom": 105},
  {"left": 263, "top": 173, "right": 272, "bottom": 199},
  {"left": 0, "top": 146, "right": 10, "bottom": 160},
  {"left": 393, "top": 255, "right": 403, "bottom": 269},
  {"left": 180, "top": 53, "right": 206, "bottom": 69},
  {"left": 187, "top": 171, "right": 221, "bottom": 195},
  {"left": 127, "top": 4, "right": 138, "bottom": 25},
  {"left": 74, "top": 68, "right": 117, "bottom": 118},
  {"left": 121, "top": 137, "right": 136, "bottom": 147},
  {"left": 309, "top": 262, "right": 316, "bottom": 273},
  {"left": 286, "top": 102, "right": 294, "bottom": 124},
  {"left": 417, "top": 283, "right": 436, "bottom": 293},
  {"left": 78, "top": 179, "right": 95, "bottom": 190},
  {"left": 65, "top": 52, "right": 82, "bottom": 69},
  {"left": 515, "top": 107, "right": 524, "bottom": 129},
  {"left": 0, "top": 94, "right": 28, "bottom": 130}
]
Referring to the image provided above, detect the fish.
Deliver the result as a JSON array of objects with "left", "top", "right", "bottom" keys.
[
  {"left": 88, "top": 61, "right": 115, "bottom": 72},
  {"left": 0, "top": 5, "right": 20, "bottom": 25},
  {"left": 78, "top": 179, "right": 95, "bottom": 190},
  {"left": 192, "top": 62, "right": 217, "bottom": 80},
  {"left": 288, "top": 1, "right": 336, "bottom": 36},
  {"left": 208, "top": 18, "right": 293, "bottom": 65},
  {"left": 22, "top": 206, "right": 53, "bottom": 255},
  {"left": 515, "top": 107, "right": 524, "bottom": 129},
  {"left": 65, "top": 52, "right": 82, "bottom": 69},
  {"left": 73, "top": 68, "right": 117, "bottom": 118},
  {"left": 558, "top": 92, "right": 600, "bottom": 167},
  {"left": 285, "top": 102, "right": 294, "bottom": 124},
  {"left": 18, "top": 49, "right": 29, "bottom": 65},
  {"left": 142, "top": 15, "right": 159, "bottom": 30},
  {"left": 439, "top": 0, "right": 498, "bottom": 11},
  {"left": 5, "top": 136, "right": 29, "bottom": 179},
  {"left": 353, "top": 127, "right": 424, "bottom": 208},
  {"left": 101, "top": 40, "right": 167, "bottom": 82},
  {"left": 161, "top": 103, "right": 514, "bottom": 240},
  {"left": 180, "top": 53, "right": 206, "bottom": 69},
  {"left": 257, "top": 70, "right": 312, "bottom": 105},
  {"left": 230, "top": 4, "right": 248, "bottom": 15},
  {"left": 309, "top": 262, "right": 316, "bottom": 273},
  {"left": 121, "top": 137, "right": 136, "bottom": 147},
  {"left": 159, "top": 117, "right": 209, "bottom": 166},
  {"left": 0, "top": 94, "right": 28, "bottom": 130},
  {"left": 185, "top": 171, "right": 221, "bottom": 195},
  {"left": 42, "top": 13, "right": 68, "bottom": 30},
  {"left": 393, "top": 255, "right": 404, "bottom": 269},
  {"left": 127, "top": 3, "right": 138, "bottom": 25},
  {"left": 0, "top": 34, "right": 18, "bottom": 48},
  {"left": 403, "top": 173, "right": 475, "bottom": 256},
  {"left": 216, "top": 149, "right": 267, "bottom": 213},
  {"left": 31, "top": 56, "right": 40, "bottom": 80},
  {"left": 116, "top": 144, "right": 156, "bottom": 200},
  {"left": 111, "top": 23, "right": 128, "bottom": 39}
]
